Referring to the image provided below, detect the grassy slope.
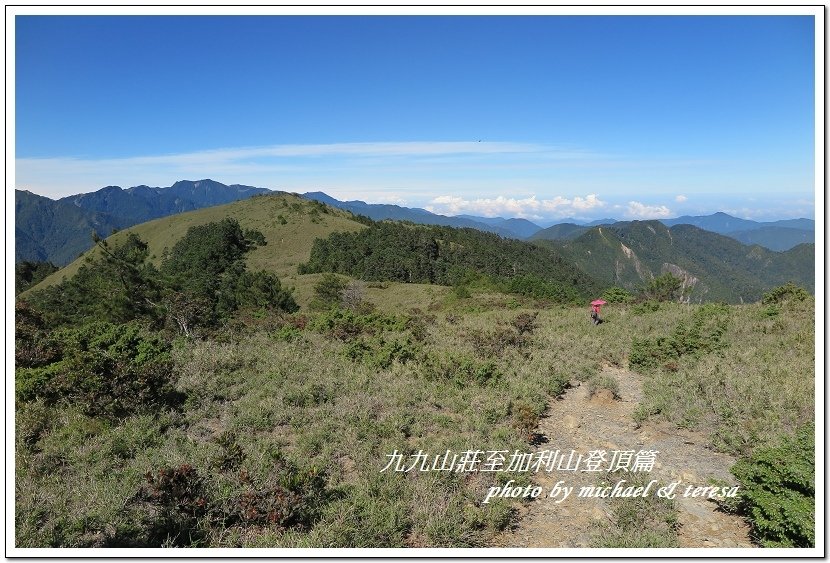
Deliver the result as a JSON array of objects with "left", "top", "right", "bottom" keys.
[
  {"left": 15, "top": 289, "right": 815, "bottom": 547},
  {"left": 24, "top": 193, "right": 366, "bottom": 306},
  {"left": 15, "top": 196, "right": 816, "bottom": 548}
]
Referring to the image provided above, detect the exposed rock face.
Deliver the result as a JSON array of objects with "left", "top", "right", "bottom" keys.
[{"left": 662, "top": 263, "right": 702, "bottom": 303}]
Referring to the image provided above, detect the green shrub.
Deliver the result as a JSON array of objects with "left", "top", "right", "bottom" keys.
[
  {"left": 342, "top": 336, "right": 420, "bottom": 369},
  {"left": 641, "top": 272, "right": 684, "bottom": 302},
  {"left": 309, "top": 308, "right": 408, "bottom": 341},
  {"left": 762, "top": 282, "right": 810, "bottom": 305},
  {"left": 731, "top": 424, "right": 814, "bottom": 547},
  {"left": 421, "top": 352, "right": 501, "bottom": 386},
  {"left": 631, "top": 300, "right": 661, "bottom": 315},
  {"left": 271, "top": 324, "right": 304, "bottom": 342},
  {"left": 235, "top": 270, "right": 299, "bottom": 313},
  {"left": 601, "top": 286, "right": 635, "bottom": 304},
  {"left": 15, "top": 321, "right": 182, "bottom": 419},
  {"left": 26, "top": 234, "right": 163, "bottom": 328},
  {"left": 629, "top": 305, "right": 729, "bottom": 372},
  {"left": 628, "top": 336, "right": 679, "bottom": 371},
  {"left": 160, "top": 219, "right": 296, "bottom": 329},
  {"left": 283, "top": 384, "right": 333, "bottom": 407},
  {"left": 450, "top": 284, "right": 471, "bottom": 300},
  {"left": 504, "top": 274, "right": 582, "bottom": 303},
  {"left": 311, "top": 273, "right": 349, "bottom": 309},
  {"left": 15, "top": 260, "right": 59, "bottom": 295},
  {"left": 760, "top": 304, "right": 780, "bottom": 318},
  {"left": 591, "top": 476, "right": 679, "bottom": 547}
]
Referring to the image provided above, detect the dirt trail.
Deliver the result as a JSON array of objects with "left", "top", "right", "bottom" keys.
[{"left": 498, "top": 365, "right": 753, "bottom": 548}]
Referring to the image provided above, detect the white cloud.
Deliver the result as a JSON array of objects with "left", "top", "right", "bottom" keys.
[
  {"left": 675, "top": 194, "right": 687, "bottom": 203},
  {"left": 625, "top": 201, "right": 673, "bottom": 219},
  {"left": 425, "top": 193, "right": 606, "bottom": 220}
]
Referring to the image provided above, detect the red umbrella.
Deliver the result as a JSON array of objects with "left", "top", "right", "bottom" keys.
[{"left": 590, "top": 299, "right": 607, "bottom": 306}]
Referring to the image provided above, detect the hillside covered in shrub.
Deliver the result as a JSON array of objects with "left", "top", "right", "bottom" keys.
[
  {"left": 299, "top": 221, "right": 603, "bottom": 303},
  {"left": 540, "top": 220, "right": 814, "bottom": 303}
]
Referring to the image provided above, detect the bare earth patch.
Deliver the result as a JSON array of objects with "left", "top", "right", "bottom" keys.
[{"left": 496, "top": 365, "right": 753, "bottom": 548}]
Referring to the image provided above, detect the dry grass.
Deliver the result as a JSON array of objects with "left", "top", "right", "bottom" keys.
[{"left": 15, "top": 273, "right": 815, "bottom": 547}]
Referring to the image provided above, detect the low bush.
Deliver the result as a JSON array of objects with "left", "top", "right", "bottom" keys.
[
  {"left": 591, "top": 475, "right": 679, "bottom": 547},
  {"left": 233, "top": 461, "right": 328, "bottom": 530},
  {"left": 283, "top": 384, "right": 334, "bottom": 408},
  {"left": 139, "top": 464, "right": 210, "bottom": 546},
  {"left": 587, "top": 373, "right": 621, "bottom": 399},
  {"left": 631, "top": 300, "right": 661, "bottom": 315},
  {"left": 511, "top": 312, "right": 539, "bottom": 335},
  {"left": 343, "top": 336, "right": 421, "bottom": 369},
  {"left": 629, "top": 304, "right": 729, "bottom": 371},
  {"left": 309, "top": 273, "right": 349, "bottom": 310},
  {"left": 511, "top": 401, "right": 542, "bottom": 443},
  {"left": 601, "top": 286, "right": 635, "bottom": 304},
  {"left": 731, "top": 424, "right": 814, "bottom": 547},
  {"left": 15, "top": 321, "right": 182, "bottom": 419},
  {"left": 503, "top": 274, "right": 582, "bottom": 303},
  {"left": 421, "top": 352, "right": 501, "bottom": 386},
  {"left": 467, "top": 327, "right": 529, "bottom": 358},
  {"left": 762, "top": 282, "right": 810, "bottom": 305},
  {"left": 309, "top": 308, "right": 409, "bottom": 341},
  {"left": 133, "top": 455, "right": 331, "bottom": 547}
]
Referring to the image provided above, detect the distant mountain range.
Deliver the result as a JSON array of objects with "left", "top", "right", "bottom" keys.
[
  {"left": 15, "top": 182, "right": 815, "bottom": 267},
  {"left": 15, "top": 180, "right": 271, "bottom": 265},
  {"left": 301, "top": 192, "right": 542, "bottom": 240},
  {"left": 18, "top": 185, "right": 815, "bottom": 304},
  {"left": 304, "top": 193, "right": 814, "bottom": 251},
  {"left": 531, "top": 212, "right": 814, "bottom": 252},
  {"left": 536, "top": 220, "right": 814, "bottom": 303}
]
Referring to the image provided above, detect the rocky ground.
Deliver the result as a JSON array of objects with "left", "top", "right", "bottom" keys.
[{"left": 495, "top": 365, "right": 753, "bottom": 549}]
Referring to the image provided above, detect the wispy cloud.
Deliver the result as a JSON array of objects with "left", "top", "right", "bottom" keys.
[
  {"left": 15, "top": 141, "right": 810, "bottom": 221},
  {"left": 15, "top": 141, "right": 600, "bottom": 199}
]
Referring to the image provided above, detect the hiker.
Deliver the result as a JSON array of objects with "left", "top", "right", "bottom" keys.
[{"left": 590, "top": 299, "right": 606, "bottom": 325}]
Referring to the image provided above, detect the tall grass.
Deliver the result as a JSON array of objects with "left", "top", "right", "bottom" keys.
[
  {"left": 15, "top": 288, "right": 814, "bottom": 547},
  {"left": 626, "top": 299, "right": 814, "bottom": 455}
]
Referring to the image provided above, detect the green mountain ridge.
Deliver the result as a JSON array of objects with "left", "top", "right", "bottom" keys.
[
  {"left": 531, "top": 213, "right": 814, "bottom": 252},
  {"left": 24, "top": 196, "right": 814, "bottom": 308},
  {"left": 24, "top": 192, "right": 365, "bottom": 303},
  {"left": 15, "top": 180, "right": 272, "bottom": 266},
  {"left": 541, "top": 221, "right": 814, "bottom": 303},
  {"left": 26, "top": 193, "right": 604, "bottom": 306}
]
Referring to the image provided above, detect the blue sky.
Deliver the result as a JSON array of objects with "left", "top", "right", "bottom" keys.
[{"left": 14, "top": 13, "right": 818, "bottom": 223}]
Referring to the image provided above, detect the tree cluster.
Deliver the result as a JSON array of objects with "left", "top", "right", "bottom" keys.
[
  {"left": 23, "top": 219, "right": 297, "bottom": 336},
  {"left": 16, "top": 219, "right": 299, "bottom": 418},
  {"left": 15, "top": 260, "right": 59, "bottom": 295},
  {"left": 298, "top": 222, "right": 600, "bottom": 303}
]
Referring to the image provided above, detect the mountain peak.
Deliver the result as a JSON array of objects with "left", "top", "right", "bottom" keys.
[{"left": 17, "top": 180, "right": 272, "bottom": 266}]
